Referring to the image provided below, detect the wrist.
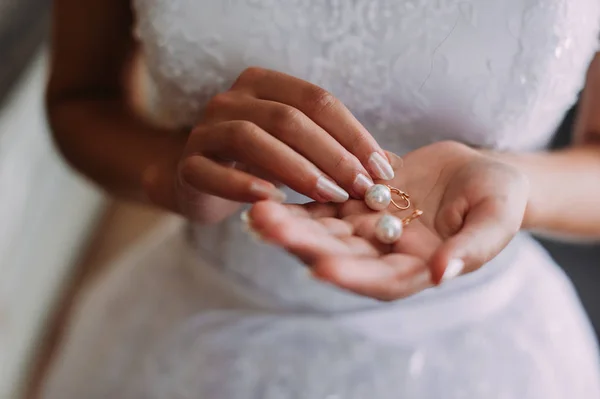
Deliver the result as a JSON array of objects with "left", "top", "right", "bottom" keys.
[
  {"left": 480, "top": 144, "right": 600, "bottom": 239},
  {"left": 478, "top": 149, "right": 538, "bottom": 230},
  {"left": 141, "top": 132, "right": 187, "bottom": 212}
]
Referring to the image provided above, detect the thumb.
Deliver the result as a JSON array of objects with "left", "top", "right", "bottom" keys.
[{"left": 429, "top": 198, "right": 520, "bottom": 285}]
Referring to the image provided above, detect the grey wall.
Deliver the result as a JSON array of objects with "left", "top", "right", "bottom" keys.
[{"left": 0, "top": 0, "right": 51, "bottom": 108}]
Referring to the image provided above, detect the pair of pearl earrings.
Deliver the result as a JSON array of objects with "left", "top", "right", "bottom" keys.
[{"left": 365, "top": 184, "right": 423, "bottom": 244}]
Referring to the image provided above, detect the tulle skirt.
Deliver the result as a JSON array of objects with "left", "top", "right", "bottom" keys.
[{"left": 41, "top": 219, "right": 600, "bottom": 399}]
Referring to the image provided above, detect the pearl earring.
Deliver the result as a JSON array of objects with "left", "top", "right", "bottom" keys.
[
  {"left": 374, "top": 209, "right": 423, "bottom": 244},
  {"left": 365, "top": 183, "right": 424, "bottom": 244},
  {"left": 365, "top": 184, "right": 411, "bottom": 211}
]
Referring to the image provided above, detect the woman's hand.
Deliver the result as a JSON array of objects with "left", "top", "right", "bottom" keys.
[
  {"left": 246, "top": 141, "right": 530, "bottom": 301},
  {"left": 392, "top": 141, "right": 529, "bottom": 281},
  {"left": 174, "top": 67, "right": 394, "bottom": 221}
]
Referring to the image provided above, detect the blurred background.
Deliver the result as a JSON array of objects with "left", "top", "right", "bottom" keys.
[
  {"left": 0, "top": 1, "right": 170, "bottom": 398},
  {"left": 0, "top": 2, "right": 598, "bottom": 398}
]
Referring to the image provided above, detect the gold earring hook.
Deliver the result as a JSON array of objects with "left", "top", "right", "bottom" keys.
[
  {"left": 386, "top": 185, "right": 411, "bottom": 210},
  {"left": 401, "top": 209, "right": 423, "bottom": 226}
]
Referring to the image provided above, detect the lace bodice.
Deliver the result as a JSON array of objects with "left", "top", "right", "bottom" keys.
[
  {"left": 130, "top": 1, "right": 600, "bottom": 312},
  {"left": 133, "top": 0, "right": 599, "bottom": 153}
]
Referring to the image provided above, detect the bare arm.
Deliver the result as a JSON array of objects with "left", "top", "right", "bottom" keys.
[
  {"left": 48, "top": 0, "right": 190, "bottom": 213},
  {"left": 494, "top": 52, "right": 600, "bottom": 239}
]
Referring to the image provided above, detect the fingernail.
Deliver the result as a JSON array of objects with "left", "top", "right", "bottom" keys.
[
  {"left": 442, "top": 258, "right": 465, "bottom": 282},
  {"left": 240, "top": 210, "right": 264, "bottom": 242},
  {"left": 368, "top": 152, "right": 395, "bottom": 180},
  {"left": 240, "top": 210, "right": 253, "bottom": 233},
  {"left": 353, "top": 173, "right": 374, "bottom": 196},
  {"left": 240, "top": 209, "right": 250, "bottom": 224},
  {"left": 386, "top": 152, "right": 404, "bottom": 168},
  {"left": 316, "top": 176, "right": 349, "bottom": 203},
  {"left": 249, "top": 181, "right": 287, "bottom": 202},
  {"left": 407, "top": 271, "right": 433, "bottom": 291}
]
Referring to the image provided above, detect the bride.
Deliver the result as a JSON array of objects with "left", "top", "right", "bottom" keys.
[{"left": 42, "top": 0, "right": 600, "bottom": 398}]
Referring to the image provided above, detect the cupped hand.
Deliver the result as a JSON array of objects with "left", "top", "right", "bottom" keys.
[
  {"left": 173, "top": 67, "right": 394, "bottom": 221},
  {"left": 246, "top": 141, "right": 530, "bottom": 301},
  {"left": 246, "top": 200, "right": 434, "bottom": 301}
]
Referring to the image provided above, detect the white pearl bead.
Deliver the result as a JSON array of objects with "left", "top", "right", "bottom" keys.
[
  {"left": 375, "top": 214, "right": 403, "bottom": 244},
  {"left": 364, "top": 184, "right": 392, "bottom": 211}
]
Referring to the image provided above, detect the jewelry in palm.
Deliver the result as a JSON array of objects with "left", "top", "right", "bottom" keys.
[
  {"left": 374, "top": 209, "right": 424, "bottom": 244},
  {"left": 366, "top": 184, "right": 423, "bottom": 244}
]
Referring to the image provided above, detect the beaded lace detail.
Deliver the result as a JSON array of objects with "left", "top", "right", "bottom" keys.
[{"left": 134, "top": 0, "right": 599, "bottom": 153}]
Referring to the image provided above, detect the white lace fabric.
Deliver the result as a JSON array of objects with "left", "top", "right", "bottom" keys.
[{"left": 134, "top": 0, "right": 598, "bottom": 152}]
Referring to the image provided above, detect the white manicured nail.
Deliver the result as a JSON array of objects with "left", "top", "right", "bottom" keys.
[
  {"left": 316, "top": 176, "right": 349, "bottom": 203},
  {"left": 353, "top": 173, "right": 374, "bottom": 196},
  {"left": 240, "top": 210, "right": 264, "bottom": 242},
  {"left": 406, "top": 271, "right": 433, "bottom": 293},
  {"left": 240, "top": 209, "right": 250, "bottom": 223},
  {"left": 442, "top": 258, "right": 465, "bottom": 282},
  {"left": 240, "top": 210, "right": 252, "bottom": 232},
  {"left": 368, "top": 152, "right": 395, "bottom": 180}
]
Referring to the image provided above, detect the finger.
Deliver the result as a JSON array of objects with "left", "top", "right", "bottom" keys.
[
  {"left": 248, "top": 201, "right": 357, "bottom": 263},
  {"left": 339, "top": 236, "right": 380, "bottom": 256},
  {"left": 317, "top": 217, "right": 355, "bottom": 237},
  {"left": 188, "top": 121, "right": 350, "bottom": 203},
  {"left": 343, "top": 212, "right": 396, "bottom": 253},
  {"left": 284, "top": 203, "right": 339, "bottom": 219},
  {"left": 384, "top": 151, "right": 404, "bottom": 169},
  {"left": 312, "top": 254, "right": 431, "bottom": 301},
  {"left": 338, "top": 198, "right": 378, "bottom": 217},
  {"left": 206, "top": 95, "right": 374, "bottom": 197},
  {"left": 233, "top": 68, "right": 394, "bottom": 180},
  {"left": 178, "top": 155, "right": 287, "bottom": 203},
  {"left": 429, "top": 198, "right": 520, "bottom": 285},
  {"left": 291, "top": 202, "right": 340, "bottom": 219}
]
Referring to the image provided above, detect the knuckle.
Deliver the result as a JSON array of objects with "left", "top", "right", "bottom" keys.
[
  {"left": 206, "top": 92, "right": 233, "bottom": 110},
  {"left": 205, "top": 92, "right": 233, "bottom": 117},
  {"left": 228, "top": 120, "right": 259, "bottom": 147},
  {"left": 332, "top": 152, "right": 353, "bottom": 171},
  {"left": 348, "top": 131, "right": 370, "bottom": 154},
  {"left": 178, "top": 156, "right": 199, "bottom": 184},
  {"left": 234, "top": 67, "right": 266, "bottom": 88},
  {"left": 304, "top": 87, "right": 337, "bottom": 115},
  {"left": 271, "top": 105, "right": 304, "bottom": 133}
]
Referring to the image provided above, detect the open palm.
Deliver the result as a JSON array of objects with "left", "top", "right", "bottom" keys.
[{"left": 247, "top": 141, "right": 529, "bottom": 301}]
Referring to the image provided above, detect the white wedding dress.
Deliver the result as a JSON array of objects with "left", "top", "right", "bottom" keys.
[{"left": 42, "top": 1, "right": 600, "bottom": 398}]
